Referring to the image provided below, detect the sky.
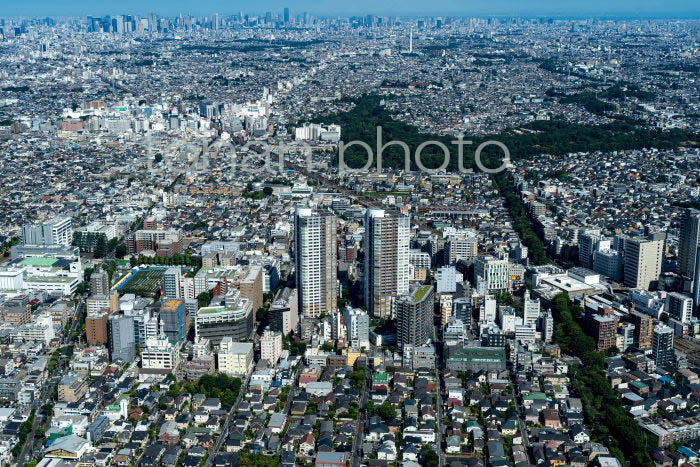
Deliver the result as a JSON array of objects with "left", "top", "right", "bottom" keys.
[{"left": 3, "top": 0, "right": 700, "bottom": 18}]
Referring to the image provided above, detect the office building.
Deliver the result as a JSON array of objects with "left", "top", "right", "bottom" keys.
[
  {"left": 132, "top": 308, "right": 159, "bottom": 347},
  {"left": 588, "top": 313, "right": 618, "bottom": 352},
  {"left": 86, "top": 294, "right": 110, "bottom": 314},
  {"left": 652, "top": 324, "right": 675, "bottom": 368},
  {"left": 453, "top": 296, "right": 472, "bottom": 328},
  {"left": 86, "top": 310, "right": 109, "bottom": 346},
  {"left": 218, "top": 338, "right": 253, "bottom": 376},
  {"left": 195, "top": 291, "right": 254, "bottom": 346},
  {"left": 679, "top": 208, "right": 700, "bottom": 279},
  {"left": 436, "top": 266, "right": 463, "bottom": 294},
  {"left": 579, "top": 231, "right": 608, "bottom": 270},
  {"left": 21, "top": 216, "right": 73, "bottom": 247},
  {"left": 624, "top": 238, "right": 663, "bottom": 290},
  {"left": 482, "top": 327, "right": 506, "bottom": 347},
  {"left": 141, "top": 336, "right": 181, "bottom": 376},
  {"left": 90, "top": 271, "right": 110, "bottom": 296},
  {"left": 668, "top": 292, "right": 693, "bottom": 324},
  {"left": 445, "top": 235, "right": 478, "bottom": 264},
  {"left": 694, "top": 248, "right": 700, "bottom": 312},
  {"left": 295, "top": 208, "right": 337, "bottom": 318},
  {"left": 364, "top": 209, "right": 410, "bottom": 319},
  {"left": 108, "top": 314, "right": 135, "bottom": 363},
  {"left": 269, "top": 288, "right": 299, "bottom": 335},
  {"left": 163, "top": 268, "right": 181, "bottom": 299},
  {"left": 396, "top": 285, "right": 434, "bottom": 349},
  {"left": 160, "top": 299, "right": 187, "bottom": 343},
  {"left": 474, "top": 255, "right": 510, "bottom": 292},
  {"left": 409, "top": 249, "right": 431, "bottom": 270},
  {"left": 479, "top": 294, "right": 497, "bottom": 323},
  {"left": 630, "top": 311, "right": 654, "bottom": 350},
  {"left": 343, "top": 307, "right": 370, "bottom": 350},
  {"left": 523, "top": 290, "right": 540, "bottom": 326},
  {"left": 540, "top": 311, "right": 554, "bottom": 343},
  {"left": 593, "top": 249, "right": 624, "bottom": 282}
]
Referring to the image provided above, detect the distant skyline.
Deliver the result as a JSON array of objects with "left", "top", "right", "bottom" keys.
[{"left": 2, "top": 0, "right": 700, "bottom": 19}]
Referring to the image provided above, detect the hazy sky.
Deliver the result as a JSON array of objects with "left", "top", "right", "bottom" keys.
[{"left": 3, "top": 0, "right": 700, "bottom": 18}]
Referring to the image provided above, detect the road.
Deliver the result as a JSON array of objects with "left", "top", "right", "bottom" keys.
[
  {"left": 203, "top": 369, "right": 253, "bottom": 467},
  {"left": 18, "top": 298, "right": 84, "bottom": 464},
  {"left": 435, "top": 365, "right": 446, "bottom": 467},
  {"left": 350, "top": 369, "right": 369, "bottom": 467},
  {"left": 511, "top": 371, "right": 531, "bottom": 466}
]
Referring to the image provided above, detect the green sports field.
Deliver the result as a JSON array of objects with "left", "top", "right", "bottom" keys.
[{"left": 118, "top": 269, "right": 164, "bottom": 296}]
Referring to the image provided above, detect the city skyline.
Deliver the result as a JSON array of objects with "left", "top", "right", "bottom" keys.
[{"left": 3, "top": 0, "right": 700, "bottom": 18}]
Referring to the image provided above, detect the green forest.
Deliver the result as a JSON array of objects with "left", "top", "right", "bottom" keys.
[
  {"left": 311, "top": 95, "right": 695, "bottom": 266},
  {"left": 313, "top": 95, "right": 695, "bottom": 172}
]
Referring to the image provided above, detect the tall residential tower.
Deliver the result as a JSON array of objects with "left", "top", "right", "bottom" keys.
[
  {"left": 295, "top": 208, "right": 338, "bottom": 319},
  {"left": 364, "top": 209, "right": 410, "bottom": 319}
]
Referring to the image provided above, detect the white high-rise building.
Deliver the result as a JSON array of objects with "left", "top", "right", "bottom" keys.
[
  {"left": 343, "top": 307, "right": 370, "bottom": 350},
  {"left": 295, "top": 208, "right": 337, "bottom": 318},
  {"left": 445, "top": 235, "right": 478, "bottom": 264},
  {"left": 523, "top": 290, "right": 541, "bottom": 326},
  {"left": 364, "top": 209, "right": 410, "bottom": 319},
  {"left": 474, "top": 256, "right": 510, "bottom": 292},
  {"left": 668, "top": 292, "right": 693, "bottom": 324},
  {"left": 479, "top": 295, "right": 497, "bottom": 323},
  {"left": 141, "top": 336, "right": 180, "bottom": 372},
  {"left": 163, "top": 268, "right": 182, "bottom": 299},
  {"left": 22, "top": 216, "right": 73, "bottom": 247},
  {"left": 436, "top": 266, "right": 463, "bottom": 294},
  {"left": 578, "top": 230, "right": 606, "bottom": 269},
  {"left": 409, "top": 249, "right": 431, "bottom": 270},
  {"left": 260, "top": 328, "right": 283, "bottom": 365},
  {"left": 540, "top": 311, "right": 554, "bottom": 343},
  {"left": 217, "top": 338, "right": 253, "bottom": 376},
  {"left": 624, "top": 238, "right": 663, "bottom": 290},
  {"left": 593, "top": 249, "right": 624, "bottom": 282}
]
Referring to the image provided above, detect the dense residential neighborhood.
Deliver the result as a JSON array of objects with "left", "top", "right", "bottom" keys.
[{"left": 1, "top": 5, "right": 700, "bottom": 467}]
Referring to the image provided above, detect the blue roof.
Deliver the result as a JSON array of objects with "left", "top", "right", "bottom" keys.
[{"left": 678, "top": 446, "right": 697, "bottom": 457}]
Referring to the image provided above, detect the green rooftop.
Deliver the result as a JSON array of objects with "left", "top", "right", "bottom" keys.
[
  {"left": 21, "top": 257, "right": 58, "bottom": 267},
  {"left": 373, "top": 372, "right": 389, "bottom": 383},
  {"left": 198, "top": 306, "right": 227, "bottom": 315},
  {"left": 523, "top": 392, "right": 548, "bottom": 400},
  {"left": 449, "top": 347, "right": 506, "bottom": 363},
  {"left": 412, "top": 285, "right": 432, "bottom": 302}
]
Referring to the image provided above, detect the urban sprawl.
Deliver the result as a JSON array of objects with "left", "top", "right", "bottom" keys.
[{"left": 0, "top": 9, "right": 700, "bottom": 467}]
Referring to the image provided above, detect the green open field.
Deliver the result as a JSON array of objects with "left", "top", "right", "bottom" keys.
[{"left": 118, "top": 269, "right": 164, "bottom": 296}]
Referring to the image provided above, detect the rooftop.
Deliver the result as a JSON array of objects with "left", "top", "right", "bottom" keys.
[
  {"left": 412, "top": 285, "right": 432, "bottom": 302},
  {"left": 20, "top": 257, "right": 58, "bottom": 267}
]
